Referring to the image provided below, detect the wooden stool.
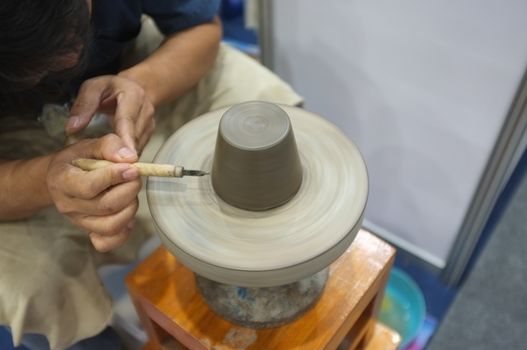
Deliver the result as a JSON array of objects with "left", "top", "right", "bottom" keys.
[{"left": 126, "top": 229, "right": 399, "bottom": 350}]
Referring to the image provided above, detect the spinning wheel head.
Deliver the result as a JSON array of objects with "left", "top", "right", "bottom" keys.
[{"left": 147, "top": 103, "right": 368, "bottom": 287}]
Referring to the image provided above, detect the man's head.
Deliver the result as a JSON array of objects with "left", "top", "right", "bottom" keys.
[{"left": 0, "top": 0, "right": 91, "bottom": 118}]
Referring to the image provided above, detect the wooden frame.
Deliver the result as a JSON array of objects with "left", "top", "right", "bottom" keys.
[{"left": 126, "top": 229, "right": 399, "bottom": 350}]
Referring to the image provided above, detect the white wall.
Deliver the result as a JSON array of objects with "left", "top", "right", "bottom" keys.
[{"left": 271, "top": 0, "right": 527, "bottom": 266}]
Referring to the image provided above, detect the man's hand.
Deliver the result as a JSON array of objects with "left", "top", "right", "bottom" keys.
[
  {"left": 47, "top": 134, "right": 141, "bottom": 252},
  {"left": 66, "top": 75, "right": 156, "bottom": 154}
]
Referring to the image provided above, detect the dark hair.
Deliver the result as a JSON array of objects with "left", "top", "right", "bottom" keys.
[{"left": 0, "top": 0, "right": 91, "bottom": 119}]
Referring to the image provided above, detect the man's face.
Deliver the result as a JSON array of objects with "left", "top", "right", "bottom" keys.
[
  {"left": 36, "top": 0, "right": 92, "bottom": 85},
  {"left": 0, "top": 0, "right": 94, "bottom": 118},
  {"left": 53, "top": 0, "right": 91, "bottom": 71},
  {"left": 50, "top": 52, "right": 83, "bottom": 72}
]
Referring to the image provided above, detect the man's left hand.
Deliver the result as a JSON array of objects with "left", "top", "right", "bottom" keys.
[{"left": 66, "top": 75, "right": 156, "bottom": 153}]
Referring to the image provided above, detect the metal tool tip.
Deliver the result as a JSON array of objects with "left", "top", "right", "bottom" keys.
[{"left": 182, "top": 169, "right": 209, "bottom": 177}]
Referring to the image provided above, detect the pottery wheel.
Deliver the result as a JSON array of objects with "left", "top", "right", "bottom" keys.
[{"left": 147, "top": 105, "right": 368, "bottom": 287}]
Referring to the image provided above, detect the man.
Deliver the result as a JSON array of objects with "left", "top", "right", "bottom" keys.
[{"left": 0, "top": 1, "right": 301, "bottom": 349}]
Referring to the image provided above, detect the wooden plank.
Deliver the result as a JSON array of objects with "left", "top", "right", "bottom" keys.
[
  {"left": 363, "top": 323, "right": 401, "bottom": 350},
  {"left": 127, "top": 229, "right": 395, "bottom": 350}
]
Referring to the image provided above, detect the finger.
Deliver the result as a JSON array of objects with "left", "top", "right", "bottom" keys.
[
  {"left": 65, "top": 163, "right": 139, "bottom": 199},
  {"left": 137, "top": 119, "right": 155, "bottom": 153},
  {"left": 134, "top": 103, "right": 155, "bottom": 143},
  {"left": 67, "top": 77, "right": 111, "bottom": 134},
  {"left": 74, "top": 198, "right": 139, "bottom": 236},
  {"left": 90, "top": 229, "right": 131, "bottom": 252},
  {"left": 87, "top": 134, "right": 138, "bottom": 164},
  {"left": 137, "top": 133, "right": 149, "bottom": 154},
  {"left": 61, "top": 179, "right": 141, "bottom": 216},
  {"left": 114, "top": 89, "right": 144, "bottom": 152}
]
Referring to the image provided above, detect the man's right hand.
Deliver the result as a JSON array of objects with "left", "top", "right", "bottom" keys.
[{"left": 46, "top": 134, "right": 141, "bottom": 252}]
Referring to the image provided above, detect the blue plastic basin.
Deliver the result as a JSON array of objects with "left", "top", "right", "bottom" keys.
[{"left": 379, "top": 267, "right": 426, "bottom": 349}]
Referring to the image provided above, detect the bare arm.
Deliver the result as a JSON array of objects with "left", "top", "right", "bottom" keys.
[
  {"left": 0, "top": 156, "right": 53, "bottom": 220},
  {"left": 119, "top": 17, "right": 223, "bottom": 105}
]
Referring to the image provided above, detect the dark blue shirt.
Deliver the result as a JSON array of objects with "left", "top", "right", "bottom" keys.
[{"left": 83, "top": 0, "right": 220, "bottom": 80}]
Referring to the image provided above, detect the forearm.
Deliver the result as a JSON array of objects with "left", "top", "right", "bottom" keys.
[
  {"left": 0, "top": 155, "right": 53, "bottom": 220},
  {"left": 119, "top": 17, "right": 222, "bottom": 106}
]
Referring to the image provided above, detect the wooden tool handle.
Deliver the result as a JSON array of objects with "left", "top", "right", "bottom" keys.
[{"left": 72, "top": 158, "right": 183, "bottom": 177}]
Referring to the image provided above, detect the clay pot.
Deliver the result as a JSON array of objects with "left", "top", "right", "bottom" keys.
[{"left": 211, "top": 101, "right": 303, "bottom": 211}]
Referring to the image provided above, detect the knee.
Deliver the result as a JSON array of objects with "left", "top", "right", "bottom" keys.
[{"left": 207, "top": 44, "right": 304, "bottom": 108}]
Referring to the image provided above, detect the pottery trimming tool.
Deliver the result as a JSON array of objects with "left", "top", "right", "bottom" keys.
[{"left": 72, "top": 158, "right": 209, "bottom": 177}]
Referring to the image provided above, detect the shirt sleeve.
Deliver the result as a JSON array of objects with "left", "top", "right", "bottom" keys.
[{"left": 141, "top": 0, "right": 220, "bottom": 35}]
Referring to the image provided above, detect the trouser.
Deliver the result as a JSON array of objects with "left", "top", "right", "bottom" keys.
[{"left": 0, "top": 17, "right": 302, "bottom": 350}]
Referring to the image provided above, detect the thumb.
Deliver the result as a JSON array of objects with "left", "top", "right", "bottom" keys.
[{"left": 67, "top": 78, "right": 109, "bottom": 134}]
